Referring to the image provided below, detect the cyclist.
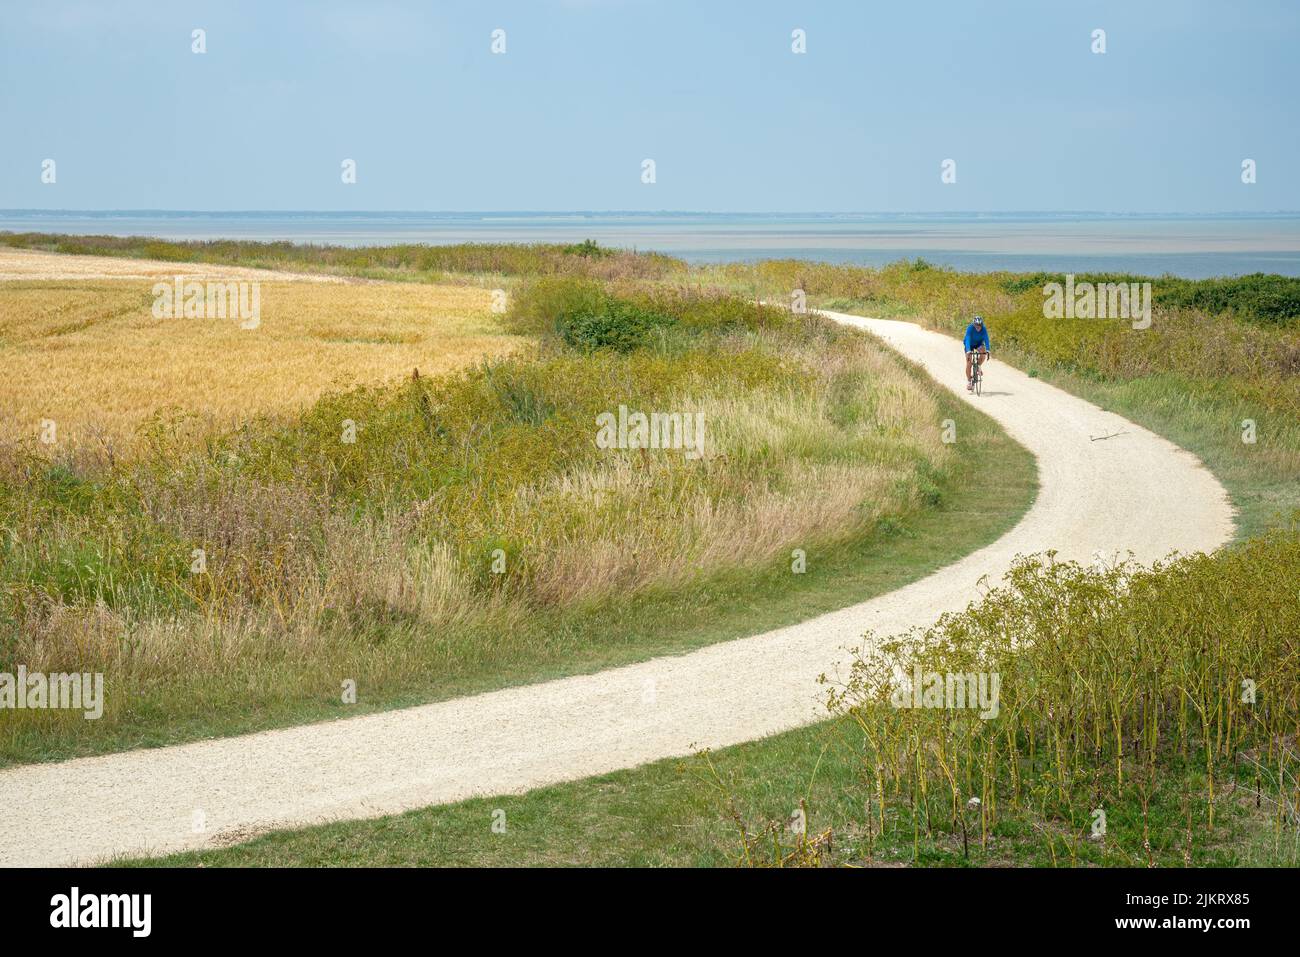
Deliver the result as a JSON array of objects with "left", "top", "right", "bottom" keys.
[{"left": 963, "top": 315, "right": 990, "bottom": 392}]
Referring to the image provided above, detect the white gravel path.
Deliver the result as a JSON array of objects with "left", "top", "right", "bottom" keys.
[{"left": 0, "top": 310, "right": 1235, "bottom": 867}]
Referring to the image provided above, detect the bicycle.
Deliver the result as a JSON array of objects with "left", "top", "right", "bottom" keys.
[{"left": 966, "top": 350, "right": 989, "bottom": 396}]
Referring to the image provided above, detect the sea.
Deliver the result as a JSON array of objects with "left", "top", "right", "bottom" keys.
[{"left": 4, "top": 210, "right": 1300, "bottom": 279}]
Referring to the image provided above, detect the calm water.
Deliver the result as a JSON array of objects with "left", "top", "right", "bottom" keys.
[{"left": 4, "top": 211, "right": 1300, "bottom": 278}]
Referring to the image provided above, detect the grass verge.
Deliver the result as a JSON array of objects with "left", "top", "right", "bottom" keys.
[{"left": 129, "top": 523, "right": 1300, "bottom": 869}]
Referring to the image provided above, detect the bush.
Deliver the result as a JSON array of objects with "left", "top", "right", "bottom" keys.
[
  {"left": 502, "top": 276, "right": 607, "bottom": 338},
  {"left": 556, "top": 298, "right": 675, "bottom": 352},
  {"left": 998, "top": 271, "right": 1300, "bottom": 327},
  {"left": 832, "top": 520, "right": 1300, "bottom": 861},
  {"left": 507, "top": 278, "right": 800, "bottom": 355},
  {"left": 561, "top": 239, "right": 612, "bottom": 259},
  {"left": 505, "top": 277, "right": 677, "bottom": 352}
]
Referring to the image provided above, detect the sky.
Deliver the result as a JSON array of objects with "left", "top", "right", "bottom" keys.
[{"left": 1, "top": 0, "right": 1296, "bottom": 212}]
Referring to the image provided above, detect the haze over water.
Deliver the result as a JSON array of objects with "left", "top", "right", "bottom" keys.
[{"left": 4, "top": 211, "right": 1300, "bottom": 278}]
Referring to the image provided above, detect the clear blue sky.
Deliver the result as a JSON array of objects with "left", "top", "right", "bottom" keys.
[{"left": 1, "top": 0, "right": 1296, "bottom": 212}]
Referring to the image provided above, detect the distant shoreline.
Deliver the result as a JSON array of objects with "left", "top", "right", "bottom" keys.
[
  {"left": 6, "top": 213, "right": 1300, "bottom": 278},
  {"left": 4, "top": 209, "right": 1300, "bottom": 220}
]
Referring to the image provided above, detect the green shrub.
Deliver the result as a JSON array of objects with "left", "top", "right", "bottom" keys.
[
  {"left": 483, "top": 361, "right": 556, "bottom": 426},
  {"left": 997, "top": 271, "right": 1300, "bottom": 326},
  {"left": 557, "top": 298, "right": 675, "bottom": 352},
  {"left": 506, "top": 277, "right": 799, "bottom": 355},
  {"left": 505, "top": 277, "right": 678, "bottom": 353},
  {"left": 503, "top": 276, "right": 608, "bottom": 338},
  {"left": 833, "top": 520, "right": 1300, "bottom": 862},
  {"left": 561, "top": 239, "right": 613, "bottom": 259}
]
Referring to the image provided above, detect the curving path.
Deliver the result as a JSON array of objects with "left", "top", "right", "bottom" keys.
[{"left": 0, "top": 310, "right": 1235, "bottom": 866}]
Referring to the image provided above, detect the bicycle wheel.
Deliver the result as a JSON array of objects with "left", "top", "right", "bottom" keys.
[{"left": 974, "top": 363, "right": 983, "bottom": 396}]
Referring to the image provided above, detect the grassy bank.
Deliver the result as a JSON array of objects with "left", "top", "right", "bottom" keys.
[
  {"left": 697, "top": 259, "right": 1300, "bottom": 538},
  {"left": 0, "top": 232, "right": 687, "bottom": 285},
  {"left": 128, "top": 521, "right": 1300, "bottom": 868},
  {"left": 10, "top": 232, "right": 1295, "bottom": 538},
  {"left": 0, "top": 278, "right": 1035, "bottom": 765}
]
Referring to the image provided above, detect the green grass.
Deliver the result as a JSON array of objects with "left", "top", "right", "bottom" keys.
[
  {"left": 121, "top": 292, "right": 1300, "bottom": 871},
  {"left": 128, "top": 524, "right": 1300, "bottom": 870},
  {"left": 125, "top": 711, "right": 1298, "bottom": 869},
  {"left": 0, "top": 280, "right": 1037, "bottom": 766},
  {"left": 0, "top": 232, "right": 685, "bottom": 282},
  {"left": 975, "top": 359, "right": 1294, "bottom": 540},
  {"left": 811, "top": 300, "right": 1298, "bottom": 540},
  {"left": 134, "top": 750, "right": 1289, "bottom": 868},
  {"left": 3, "top": 391, "right": 1034, "bottom": 766},
  {"left": 725, "top": 260, "right": 1299, "bottom": 540},
  {"left": 19, "top": 240, "right": 1292, "bottom": 869},
  {"left": 996, "top": 269, "right": 1300, "bottom": 328}
]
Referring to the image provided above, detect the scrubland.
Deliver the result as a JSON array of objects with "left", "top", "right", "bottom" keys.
[
  {"left": 7, "top": 234, "right": 1297, "bottom": 868},
  {"left": 1, "top": 267, "right": 992, "bottom": 764},
  {"left": 700, "top": 258, "right": 1300, "bottom": 536}
]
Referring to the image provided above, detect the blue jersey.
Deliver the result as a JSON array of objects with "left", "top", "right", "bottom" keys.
[{"left": 963, "top": 323, "right": 990, "bottom": 352}]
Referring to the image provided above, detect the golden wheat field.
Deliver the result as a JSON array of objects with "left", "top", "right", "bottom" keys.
[
  {"left": 0, "top": 254, "right": 519, "bottom": 452},
  {"left": 0, "top": 246, "right": 354, "bottom": 282}
]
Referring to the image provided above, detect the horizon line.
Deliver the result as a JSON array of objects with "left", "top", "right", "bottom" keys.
[{"left": 3, "top": 208, "right": 1300, "bottom": 218}]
